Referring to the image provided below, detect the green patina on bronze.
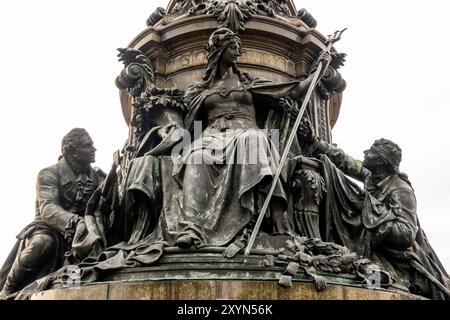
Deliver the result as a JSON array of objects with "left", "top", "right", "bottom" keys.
[{"left": 1, "top": 0, "right": 449, "bottom": 301}]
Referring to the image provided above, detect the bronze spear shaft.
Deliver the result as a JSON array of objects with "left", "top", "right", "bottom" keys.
[{"left": 243, "top": 29, "right": 347, "bottom": 260}]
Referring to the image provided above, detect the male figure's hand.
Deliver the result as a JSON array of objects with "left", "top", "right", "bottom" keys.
[{"left": 318, "top": 51, "right": 332, "bottom": 71}]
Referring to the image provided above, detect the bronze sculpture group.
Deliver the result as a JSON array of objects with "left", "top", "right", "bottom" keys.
[{"left": 0, "top": 22, "right": 449, "bottom": 300}]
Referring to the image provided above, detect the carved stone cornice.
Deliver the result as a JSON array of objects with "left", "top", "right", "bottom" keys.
[
  {"left": 168, "top": 0, "right": 296, "bottom": 18},
  {"left": 119, "top": 1, "right": 344, "bottom": 130},
  {"left": 156, "top": 1, "right": 316, "bottom": 32}
]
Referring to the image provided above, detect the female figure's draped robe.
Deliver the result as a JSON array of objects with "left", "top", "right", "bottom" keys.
[
  {"left": 171, "top": 76, "right": 302, "bottom": 246},
  {"left": 120, "top": 76, "right": 305, "bottom": 248}
]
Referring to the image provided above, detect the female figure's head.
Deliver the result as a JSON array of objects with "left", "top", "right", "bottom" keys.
[{"left": 201, "top": 28, "right": 243, "bottom": 87}]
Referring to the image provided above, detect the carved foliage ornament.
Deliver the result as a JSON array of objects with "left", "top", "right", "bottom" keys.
[
  {"left": 132, "top": 88, "right": 185, "bottom": 141},
  {"left": 152, "top": 1, "right": 318, "bottom": 32},
  {"left": 175, "top": 0, "right": 283, "bottom": 31},
  {"left": 115, "top": 48, "right": 185, "bottom": 166},
  {"left": 115, "top": 48, "right": 155, "bottom": 98}
]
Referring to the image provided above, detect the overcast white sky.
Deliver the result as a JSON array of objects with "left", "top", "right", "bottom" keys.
[{"left": 0, "top": 0, "right": 449, "bottom": 273}]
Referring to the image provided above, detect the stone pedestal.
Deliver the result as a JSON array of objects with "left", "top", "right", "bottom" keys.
[
  {"left": 29, "top": 249, "right": 424, "bottom": 300},
  {"left": 30, "top": 279, "right": 423, "bottom": 300}
]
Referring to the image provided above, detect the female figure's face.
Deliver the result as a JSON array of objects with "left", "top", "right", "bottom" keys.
[{"left": 221, "top": 39, "right": 241, "bottom": 67}]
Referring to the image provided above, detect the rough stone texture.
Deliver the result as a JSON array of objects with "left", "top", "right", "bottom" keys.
[{"left": 30, "top": 280, "right": 424, "bottom": 300}]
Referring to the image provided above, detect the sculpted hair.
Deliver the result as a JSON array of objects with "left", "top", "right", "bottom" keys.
[
  {"left": 372, "top": 138, "right": 401, "bottom": 172},
  {"left": 61, "top": 128, "right": 90, "bottom": 159},
  {"left": 372, "top": 138, "right": 412, "bottom": 188},
  {"left": 201, "top": 28, "right": 246, "bottom": 88}
]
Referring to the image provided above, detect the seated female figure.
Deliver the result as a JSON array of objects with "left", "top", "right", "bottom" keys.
[{"left": 174, "top": 28, "right": 331, "bottom": 248}]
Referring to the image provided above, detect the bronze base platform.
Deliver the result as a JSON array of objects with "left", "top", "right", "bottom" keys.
[{"left": 29, "top": 245, "right": 425, "bottom": 300}]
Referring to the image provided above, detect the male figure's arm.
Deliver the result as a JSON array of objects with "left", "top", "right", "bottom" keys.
[
  {"left": 36, "top": 167, "right": 79, "bottom": 234},
  {"left": 312, "top": 140, "right": 370, "bottom": 182}
]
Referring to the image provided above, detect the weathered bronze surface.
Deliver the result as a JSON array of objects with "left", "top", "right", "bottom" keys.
[
  {"left": 301, "top": 135, "right": 450, "bottom": 299},
  {"left": 1, "top": 0, "right": 449, "bottom": 301}
]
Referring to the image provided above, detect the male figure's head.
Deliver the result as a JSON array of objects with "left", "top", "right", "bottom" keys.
[
  {"left": 61, "top": 128, "right": 96, "bottom": 168},
  {"left": 363, "top": 138, "right": 402, "bottom": 175}
]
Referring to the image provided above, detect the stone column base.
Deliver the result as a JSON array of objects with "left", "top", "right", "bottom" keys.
[{"left": 30, "top": 280, "right": 424, "bottom": 300}]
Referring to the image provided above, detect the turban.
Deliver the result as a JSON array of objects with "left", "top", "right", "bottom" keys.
[{"left": 371, "top": 138, "right": 402, "bottom": 173}]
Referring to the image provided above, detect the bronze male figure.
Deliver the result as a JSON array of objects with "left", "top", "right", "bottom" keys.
[
  {"left": 307, "top": 135, "right": 450, "bottom": 299},
  {"left": 0, "top": 128, "right": 105, "bottom": 299}
]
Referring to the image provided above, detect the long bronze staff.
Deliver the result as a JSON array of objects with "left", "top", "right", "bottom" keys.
[{"left": 244, "top": 28, "right": 347, "bottom": 260}]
